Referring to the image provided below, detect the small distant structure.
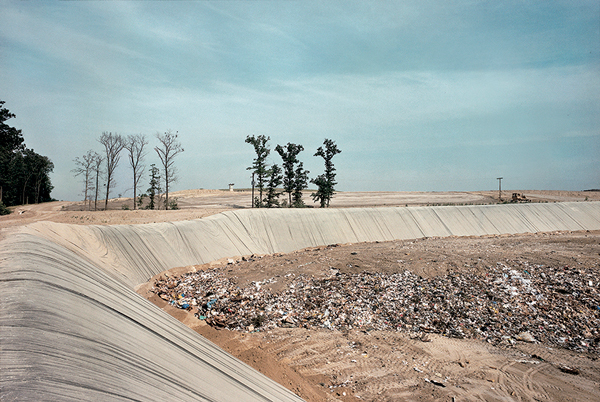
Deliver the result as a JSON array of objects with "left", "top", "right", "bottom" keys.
[
  {"left": 511, "top": 193, "right": 530, "bottom": 203},
  {"left": 497, "top": 177, "right": 503, "bottom": 201},
  {"left": 228, "top": 183, "right": 235, "bottom": 192}
]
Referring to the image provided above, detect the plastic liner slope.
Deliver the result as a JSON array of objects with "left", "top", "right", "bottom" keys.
[
  {"left": 24, "top": 202, "right": 600, "bottom": 287},
  {"left": 0, "top": 232, "right": 305, "bottom": 402},
  {"left": 1, "top": 202, "right": 599, "bottom": 400}
]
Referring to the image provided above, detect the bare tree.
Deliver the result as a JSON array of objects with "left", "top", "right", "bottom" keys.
[
  {"left": 98, "top": 132, "right": 124, "bottom": 210},
  {"left": 154, "top": 130, "right": 183, "bottom": 210},
  {"left": 92, "top": 152, "right": 104, "bottom": 211},
  {"left": 124, "top": 134, "right": 148, "bottom": 210},
  {"left": 72, "top": 150, "right": 97, "bottom": 210}
]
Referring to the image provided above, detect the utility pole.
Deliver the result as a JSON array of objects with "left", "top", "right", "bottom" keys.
[{"left": 497, "top": 177, "right": 503, "bottom": 201}]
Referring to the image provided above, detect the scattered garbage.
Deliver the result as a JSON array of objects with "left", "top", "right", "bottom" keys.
[
  {"left": 424, "top": 378, "right": 446, "bottom": 387},
  {"left": 516, "top": 332, "right": 536, "bottom": 343},
  {"left": 558, "top": 365, "right": 580, "bottom": 375},
  {"left": 152, "top": 258, "right": 599, "bottom": 355}
]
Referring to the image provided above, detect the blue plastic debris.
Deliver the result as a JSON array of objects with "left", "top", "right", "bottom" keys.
[{"left": 207, "top": 298, "right": 218, "bottom": 310}]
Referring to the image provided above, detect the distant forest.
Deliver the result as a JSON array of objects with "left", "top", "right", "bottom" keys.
[{"left": 0, "top": 100, "right": 54, "bottom": 212}]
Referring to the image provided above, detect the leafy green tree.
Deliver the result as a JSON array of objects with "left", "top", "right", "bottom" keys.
[
  {"left": 31, "top": 153, "right": 53, "bottom": 204},
  {"left": 0, "top": 100, "right": 24, "bottom": 150},
  {"left": 293, "top": 162, "right": 309, "bottom": 207},
  {"left": 245, "top": 135, "right": 271, "bottom": 208},
  {"left": 11, "top": 148, "right": 53, "bottom": 205},
  {"left": 264, "top": 164, "right": 283, "bottom": 208},
  {"left": 275, "top": 142, "right": 306, "bottom": 207},
  {"left": 0, "top": 100, "right": 53, "bottom": 206},
  {"left": 146, "top": 164, "right": 161, "bottom": 210},
  {"left": 311, "top": 139, "right": 341, "bottom": 208},
  {"left": 99, "top": 132, "right": 125, "bottom": 210},
  {"left": 0, "top": 100, "right": 25, "bottom": 204},
  {"left": 311, "top": 174, "right": 329, "bottom": 208},
  {"left": 17, "top": 149, "right": 36, "bottom": 205}
]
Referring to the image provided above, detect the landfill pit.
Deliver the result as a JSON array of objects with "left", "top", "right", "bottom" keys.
[
  {"left": 148, "top": 230, "right": 600, "bottom": 402},
  {"left": 154, "top": 262, "right": 599, "bottom": 355}
]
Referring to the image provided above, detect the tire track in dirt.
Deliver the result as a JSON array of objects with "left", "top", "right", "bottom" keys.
[
  {"left": 495, "top": 360, "right": 525, "bottom": 400},
  {"left": 414, "top": 334, "right": 491, "bottom": 401},
  {"left": 523, "top": 365, "right": 551, "bottom": 401},
  {"left": 221, "top": 306, "right": 599, "bottom": 402},
  {"left": 513, "top": 342, "right": 600, "bottom": 401},
  {"left": 260, "top": 328, "right": 463, "bottom": 400}
]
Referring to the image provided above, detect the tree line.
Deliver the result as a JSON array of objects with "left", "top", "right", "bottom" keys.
[
  {"left": 245, "top": 135, "right": 341, "bottom": 208},
  {"left": 0, "top": 100, "right": 54, "bottom": 214},
  {"left": 73, "top": 130, "right": 184, "bottom": 211},
  {"left": 1, "top": 98, "right": 341, "bottom": 215}
]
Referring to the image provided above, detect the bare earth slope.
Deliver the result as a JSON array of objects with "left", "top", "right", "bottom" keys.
[{"left": 1, "top": 190, "right": 599, "bottom": 401}]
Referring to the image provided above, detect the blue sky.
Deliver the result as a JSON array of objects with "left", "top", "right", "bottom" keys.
[{"left": 1, "top": 1, "right": 599, "bottom": 201}]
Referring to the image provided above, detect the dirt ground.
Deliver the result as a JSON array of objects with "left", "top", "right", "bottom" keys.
[
  {"left": 2, "top": 190, "right": 599, "bottom": 401},
  {"left": 139, "top": 230, "right": 600, "bottom": 402}
]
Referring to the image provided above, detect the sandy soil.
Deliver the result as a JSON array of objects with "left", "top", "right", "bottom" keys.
[{"left": 2, "top": 189, "right": 599, "bottom": 401}]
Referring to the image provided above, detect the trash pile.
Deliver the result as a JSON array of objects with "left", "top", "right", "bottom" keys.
[{"left": 152, "top": 260, "right": 599, "bottom": 354}]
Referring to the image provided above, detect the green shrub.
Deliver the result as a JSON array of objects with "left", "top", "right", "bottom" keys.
[
  {"left": 168, "top": 198, "right": 179, "bottom": 210},
  {"left": 0, "top": 201, "right": 10, "bottom": 216}
]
